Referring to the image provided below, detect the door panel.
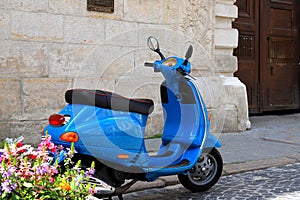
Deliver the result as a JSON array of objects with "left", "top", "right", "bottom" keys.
[
  {"left": 233, "top": 0, "right": 260, "bottom": 113},
  {"left": 234, "top": 0, "right": 300, "bottom": 113},
  {"left": 261, "top": 0, "right": 299, "bottom": 111}
]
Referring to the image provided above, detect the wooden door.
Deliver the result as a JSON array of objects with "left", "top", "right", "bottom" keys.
[
  {"left": 233, "top": 0, "right": 260, "bottom": 113},
  {"left": 260, "top": 0, "right": 299, "bottom": 111},
  {"left": 233, "top": 0, "right": 300, "bottom": 113}
]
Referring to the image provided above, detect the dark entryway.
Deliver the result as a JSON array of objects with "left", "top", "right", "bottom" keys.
[{"left": 233, "top": 0, "right": 300, "bottom": 114}]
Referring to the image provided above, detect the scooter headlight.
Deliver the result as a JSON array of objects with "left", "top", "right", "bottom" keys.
[{"left": 162, "top": 58, "right": 177, "bottom": 67}]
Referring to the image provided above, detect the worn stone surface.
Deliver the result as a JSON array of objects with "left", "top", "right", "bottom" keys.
[
  {"left": 215, "top": 28, "right": 239, "bottom": 49},
  {"left": 0, "top": 78, "right": 21, "bottom": 121},
  {"left": 0, "top": 41, "right": 48, "bottom": 78},
  {"left": 215, "top": 54, "right": 238, "bottom": 73},
  {"left": 0, "top": 1, "right": 8, "bottom": 9},
  {"left": 105, "top": 20, "right": 139, "bottom": 47},
  {"left": 48, "top": 43, "right": 96, "bottom": 78},
  {"left": 0, "top": 120, "right": 46, "bottom": 145},
  {"left": 180, "top": 0, "right": 214, "bottom": 55},
  {"left": 64, "top": 16, "right": 105, "bottom": 45},
  {"left": 72, "top": 77, "right": 115, "bottom": 91},
  {"left": 22, "top": 78, "right": 72, "bottom": 120},
  {"left": 0, "top": 10, "right": 9, "bottom": 40},
  {"left": 223, "top": 77, "right": 251, "bottom": 131},
  {"left": 9, "top": 0, "right": 48, "bottom": 12},
  {"left": 48, "top": 0, "right": 87, "bottom": 16},
  {"left": 11, "top": 11, "right": 64, "bottom": 42},
  {"left": 215, "top": 2, "right": 238, "bottom": 18},
  {"left": 124, "top": 0, "right": 165, "bottom": 24},
  {"left": 86, "top": 45, "right": 135, "bottom": 79}
]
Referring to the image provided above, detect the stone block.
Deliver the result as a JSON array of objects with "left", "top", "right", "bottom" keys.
[
  {"left": 105, "top": 19, "right": 139, "bottom": 47},
  {"left": 85, "top": 45, "right": 135, "bottom": 79},
  {"left": 48, "top": 0, "right": 87, "bottom": 16},
  {"left": 215, "top": 3, "right": 238, "bottom": 19},
  {"left": 72, "top": 77, "right": 115, "bottom": 91},
  {"left": 115, "top": 77, "right": 161, "bottom": 100},
  {"left": 64, "top": 16, "right": 105, "bottom": 44},
  {"left": 0, "top": 10, "right": 9, "bottom": 39},
  {"left": 9, "top": 0, "right": 48, "bottom": 12},
  {"left": 48, "top": 43, "right": 97, "bottom": 78},
  {"left": 223, "top": 77, "right": 251, "bottom": 131},
  {"left": 0, "top": 41, "right": 48, "bottom": 78},
  {"left": 138, "top": 24, "right": 191, "bottom": 56},
  {"left": 215, "top": 28, "right": 238, "bottom": 49},
  {"left": 196, "top": 77, "right": 227, "bottom": 109},
  {"left": 216, "top": 16, "right": 233, "bottom": 29},
  {"left": 215, "top": 54, "right": 238, "bottom": 73},
  {"left": 11, "top": 11, "right": 64, "bottom": 42},
  {"left": 0, "top": 120, "right": 47, "bottom": 145},
  {"left": 0, "top": 78, "right": 21, "bottom": 121},
  {"left": 124, "top": 0, "right": 164, "bottom": 24},
  {"left": 208, "top": 108, "right": 227, "bottom": 135},
  {"left": 22, "top": 78, "right": 72, "bottom": 120},
  {"left": 222, "top": 105, "right": 238, "bottom": 132}
]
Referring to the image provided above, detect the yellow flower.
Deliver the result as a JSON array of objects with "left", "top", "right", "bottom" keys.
[{"left": 58, "top": 180, "right": 71, "bottom": 191}]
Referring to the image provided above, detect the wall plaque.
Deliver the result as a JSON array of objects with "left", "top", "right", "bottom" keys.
[{"left": 87, "top": 0, "right": 114, "bottom": 13}]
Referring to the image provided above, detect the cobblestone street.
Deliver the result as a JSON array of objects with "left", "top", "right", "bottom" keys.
[{"left": 122, "top": 163, "right": 300, "bottom": 200}]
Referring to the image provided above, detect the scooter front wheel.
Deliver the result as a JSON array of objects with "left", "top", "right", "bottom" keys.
[{"left": 178, "top": 148, "right": 223, "bottom": 192}]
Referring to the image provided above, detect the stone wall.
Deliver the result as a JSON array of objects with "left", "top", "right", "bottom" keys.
[{"left": 0, "top": 0, "right": 250, "bottom": 145}]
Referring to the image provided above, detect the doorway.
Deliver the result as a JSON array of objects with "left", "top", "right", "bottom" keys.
[{"left": 233, "top": 0, "right": 300, "bottom": 114}]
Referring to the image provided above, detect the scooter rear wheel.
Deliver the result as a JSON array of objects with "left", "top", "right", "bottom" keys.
[{"left": 178, "top": 148, "right": 223, "bottom": 192}]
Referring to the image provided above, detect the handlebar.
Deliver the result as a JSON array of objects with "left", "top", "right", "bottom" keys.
[
  {"left": 144, "top": 62, "right": 156, "bottom": 67},
  {"left": 144, "top": 62, "right": 186, "bottom": 75}
]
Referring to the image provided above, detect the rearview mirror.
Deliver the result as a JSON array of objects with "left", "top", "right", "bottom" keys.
[{"left": 147, "top": 36, "right": 160, "bottom": 51}]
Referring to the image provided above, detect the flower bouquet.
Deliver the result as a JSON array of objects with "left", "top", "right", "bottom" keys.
[{"left": 0, "top": 135, "right": 96, "bottom": 200}]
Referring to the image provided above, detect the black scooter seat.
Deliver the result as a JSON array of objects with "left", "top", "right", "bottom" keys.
[{"left": 65, "top": 89, "right": 154, "bottom": 115}]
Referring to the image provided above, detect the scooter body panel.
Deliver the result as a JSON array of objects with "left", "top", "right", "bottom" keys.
[{"left": 45, "top": 104, "right": 149, "bottom": 167}]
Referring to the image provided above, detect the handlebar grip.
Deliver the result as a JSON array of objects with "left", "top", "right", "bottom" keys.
[{"left": 144, "top": 62, "right": 156, "bottom": 67}]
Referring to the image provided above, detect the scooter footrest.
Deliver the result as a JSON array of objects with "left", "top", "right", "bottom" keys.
[
  {"left": 150, "top": 151, "right": 173, "bottom": 158},
  {"left": 163, "top": 159, "right": 190, "bottom": 169}
]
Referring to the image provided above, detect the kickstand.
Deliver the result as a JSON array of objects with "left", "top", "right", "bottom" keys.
[
  {"left": 113, "top": 178, "right": 138, "bottom": 199},
  {"left": 118, "top": 194, "right": 124, "bottom": 200}
]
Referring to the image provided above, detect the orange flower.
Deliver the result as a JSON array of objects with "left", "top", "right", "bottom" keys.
[{"left": 58, "top": 180, "right": 71, "bottom": 191}]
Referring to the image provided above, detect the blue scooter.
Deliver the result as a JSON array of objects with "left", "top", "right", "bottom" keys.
[{"left": 44, "top": 36, "right": 223, "bottom": 199}]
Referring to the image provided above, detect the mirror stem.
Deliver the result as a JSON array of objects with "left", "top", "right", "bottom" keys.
[{"left": 155, "top": 50, "right": 165, "bottom": 60}]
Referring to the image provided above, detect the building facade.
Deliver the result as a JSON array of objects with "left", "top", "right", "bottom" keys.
[{"left": 0, "top": 0, "right": 250, "bottom": 144}]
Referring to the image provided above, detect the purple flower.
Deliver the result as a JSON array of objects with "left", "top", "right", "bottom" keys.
[{"left": 2, "top": 180, "right": 12, "bottom": 193}]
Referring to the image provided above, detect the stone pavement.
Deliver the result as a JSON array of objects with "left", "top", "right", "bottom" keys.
[
  {"left": 124, "top": 163, "right": 300, "bottom": 199},
  {"left": 127, "top": 113, "right": 300, "bottom": 193}
]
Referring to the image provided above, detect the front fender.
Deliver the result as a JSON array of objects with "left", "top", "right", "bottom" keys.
[{"left": 203, "top": 133, "right": 222, "bottom": 148}]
